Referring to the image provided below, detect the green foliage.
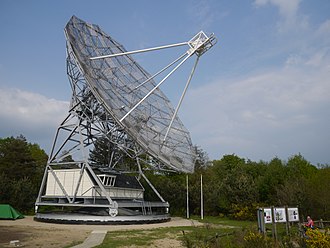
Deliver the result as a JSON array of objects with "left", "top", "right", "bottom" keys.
[
  {"left": 243, "top": 230, "right": 274, "bottom": 248},
  {"left": 230, "top": 203, "right": 258, "bottom": 221},
  {"left": 180, "top": 225, "right": 235, "bottom": 248},
  {"left": 89, "top": 136, "right": 118, "bottom": 167},
  {"left": 306, "top": 167, "right": 330, "bottom": 218},
  {"left": 0, "top": 135, "right": 48, "bottom": 213},
  {"left": 144, "top": 171, "right": 186, "bottom": 216},
  {"left": 89, "top": 136, "right": 136, "bottom": 170},
  {"left": 194, "top": 145, "right": 211, "bottom": 171},
  {"left": 0, "top": 135, "right": 35, "bottom": 179},
  {"left": 287, "top": 154, "right": 317, "bottom": 179},
  {"left": 1, "top": 134, "right": 329, "bottom": 222},
  {"left": 257, "top": 157, "right": 286, "bottom": 204},
  {"left": 146, "top": 151, "right": 330, "bottom": 221},
  {"left": 305, "top": 228, "right": 330, "bottom": 248},
  {"left": 199, "top": 155, "right": 257, "bottom": 217},
  {"left": 95, "top": 216, "right": 323, "bottom": 248}
]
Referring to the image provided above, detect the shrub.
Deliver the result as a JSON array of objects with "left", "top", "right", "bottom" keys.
[
  {"left": 305, "top": 228, "right": 330, "bottom": 248},
  {"left": 230, "top": 204, "right": 257, "bottom": 221},
  {"left": 243, "top": 231, "right": 274, "bottom": 248}
]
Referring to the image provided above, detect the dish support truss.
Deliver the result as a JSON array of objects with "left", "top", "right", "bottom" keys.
[
  {"left": 35, "top": 16, "right": 216, "bottom": 217},
  {"left": 35, "top": 41, "right": 168, "bottom": 216}
]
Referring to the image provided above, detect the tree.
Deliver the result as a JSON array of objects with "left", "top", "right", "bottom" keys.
[
  {"left": 89, "top": 137, "right": 135, "bottom": 170},
  {"left": 193, "top": 146, "right": 210, "bottom": 171},
  {"left": 28, "top": 143, "right": 48, "bottom": 185},
  {"left": 60, "top": 150, "right": 74, "bottom": 163},
  {"left": 199, "top": 154, "right": 259, "bottom": 217},
  {"left": 257, "top": 157, "right": 286, "bottom": 204},
  {"left": 0, "top": 135, "right": 48, "bottom": 213},
  {"left": 214, "top": 155, "right": 258, "bottom": 205},
  {"left": 286, "top": 154, "right": 317, "bottom": 179},
  {"left": 305, "top": 167, "right": 330, "bottom": 219},
  {"left": 89, "top": 137, "right": 115, "bottom": 167},
  {"left": 275, "top": 154, "right": 317, "bottom": 215},
  {"left": 0, "top": 135, "right": 35, "bottom": 180}
]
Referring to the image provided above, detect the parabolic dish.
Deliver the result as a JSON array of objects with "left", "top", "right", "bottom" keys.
[{"left": 65, "top": 16, "right": 195, "bottom": 173}]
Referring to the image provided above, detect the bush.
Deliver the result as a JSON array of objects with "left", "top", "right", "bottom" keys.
[
  {"left": 230, "top": 204, "right": 257, "bottom": 221},
  {"left": 305, "top": 228, "right": 330, "bottom": 248},
  {"left": 243, "top": 231, "right": 274, "bottom": 248}
]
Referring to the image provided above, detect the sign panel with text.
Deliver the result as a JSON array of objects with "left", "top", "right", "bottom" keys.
[
  {"left": 287, "top": 208, "right": 299, "bottom": 222},
  {"left": 264, "top": 208, "right": 272, "bottom": 223},
  {"left": 274, "top": 207, "right": 286, "bottom": 223}
]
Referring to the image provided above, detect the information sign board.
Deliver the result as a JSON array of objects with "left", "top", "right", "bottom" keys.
[
  {"left": 274, "top": 207, "right": 286, "bottom": 223},
  {"left": 264, "top": 208, "right": 272, "bottom": 223},
  {"left": 287, "top": 208, "right": 299, "bottom": 222}
]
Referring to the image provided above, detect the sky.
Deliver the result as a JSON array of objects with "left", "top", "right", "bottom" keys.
[{"left": 0, "top": 0, "right": 329, "bottom": 165}]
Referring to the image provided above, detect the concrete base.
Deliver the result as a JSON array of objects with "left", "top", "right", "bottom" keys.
[{"left": 34, "top": 213, "right": 171, "bottom": 225}]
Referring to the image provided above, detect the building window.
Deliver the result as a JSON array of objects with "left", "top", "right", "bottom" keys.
[{"left": 98, "top": 174, "right": 116, "bottom": 186}]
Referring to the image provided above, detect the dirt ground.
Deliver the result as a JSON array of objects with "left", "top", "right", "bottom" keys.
[{"left": 0, "top": 216, "right": 201, "bottom": 248}]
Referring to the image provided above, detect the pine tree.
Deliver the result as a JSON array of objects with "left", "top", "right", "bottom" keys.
[{"left": 89, "top": 137, "right": 115, "bottom": 167}]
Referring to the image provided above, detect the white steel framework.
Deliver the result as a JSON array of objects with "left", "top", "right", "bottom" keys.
[{"left": 35, "top": 16, "right": 216, "bottom": 221}]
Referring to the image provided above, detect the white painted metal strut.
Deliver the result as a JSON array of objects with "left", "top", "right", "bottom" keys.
[
  {"left": 136, "top": 157, "right": 165, "bottom": 203},
  {"left": 90, "top": 42, "right": 188, "bottom": 60},
  {"left": 163, "top": 56, "right": 200, "bottom": 143},
  {"left": 120, "top": 52, "right": 193, "bottom": 122},
  {"left": 133, "top": 52, "right": 187, "bottom": 91},
  {"left": 90, "top": 31, "right": 216, "bottom": 142}
]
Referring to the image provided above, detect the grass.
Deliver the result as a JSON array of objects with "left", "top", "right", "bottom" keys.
[
  {"left": 95, "top": 227, "right": 184, "bottom": 248},
  {"left": 94, "top": 216, "right": 255, "bottom": 247},
  {"left": 191, "top": 215, "right": 256, "bottom": 228},
  {"left": 64, "top": 240, "right": 84, "bottom": 248},
  {"left": 93, "top": 217, "right": 327, "bottom": 247}
]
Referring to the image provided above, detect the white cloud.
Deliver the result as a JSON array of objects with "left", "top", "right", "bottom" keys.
[
  {"left": 0, "top": 88, "right": 69, "bottom": 151},
  {"left": 316, "top": 19, "right": 330, "bottom": 37},
  {"left": 0, "top": 88, "right": 68, "bottom": 124},
  {"left": 254, "top": 0, "right": 308, "bottom": 32},
  {"left": 187, "top": 0, "right": 217, "bottom": 31},
  {"left": 254, "top": 0, "right": 300, "bottom": 17},
  {"left": 305, "top": 49, "right": 329, "bottom": 67},
  {"left": 285, "top": 54, "right": 303, "bottom": 66},
  {"left": 182, "top": 55, "right": 330, "bottom": 163}
]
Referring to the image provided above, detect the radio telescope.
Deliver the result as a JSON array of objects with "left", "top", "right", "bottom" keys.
[{"left": 35, "top": 16, "right": 216, "bottom": 224}]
